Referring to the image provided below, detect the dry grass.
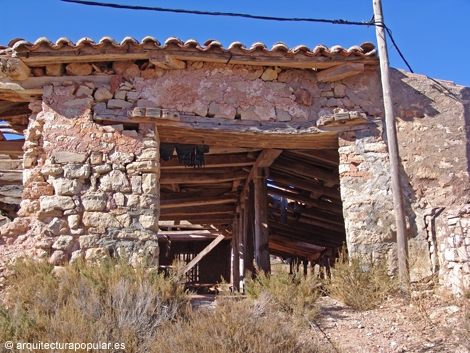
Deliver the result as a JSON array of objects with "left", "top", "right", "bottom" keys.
[
  {"left": 324, "top": 254, "right": 399, "bottom": 311},
  {"left": 0, "top": 258, "right": 331, "bottom": 352}
]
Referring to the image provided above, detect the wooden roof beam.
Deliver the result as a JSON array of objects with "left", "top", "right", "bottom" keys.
[
  {"left": 0, "top": 140, "right": 24, "bottom": 156},
  {"left": 317, "top": 63, "right": 365, "bottom": 83},
  {"left": 160, "top": 194, "right": 238, "bottom": 209}
]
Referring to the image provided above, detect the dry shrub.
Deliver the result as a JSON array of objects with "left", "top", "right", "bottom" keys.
[
  {"left": 153, "top": 295, "right": 331, "bottom": 353},
  {"left": 324, "top": 254, "right": 399, "bottom": 311},
  {"left": 244, "top": 268, "right": 320, "bottom": 322},
  {"left": 0, "top": 258, "right": 190, "bottom": 352}
]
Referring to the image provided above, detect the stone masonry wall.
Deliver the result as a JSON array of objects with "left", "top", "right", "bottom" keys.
[{"left": 1, "top": 82, "right": 160, "bottom": 266}]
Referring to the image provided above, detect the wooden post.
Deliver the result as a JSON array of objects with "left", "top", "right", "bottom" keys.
[
  {"left": 232, "top": 212, "right": 240, "bottom": 291},
  {"left": 373, "top": 0, "right": 409, "bottom": 289},
  {"left": 245, "top": 182, "right": 255, "bottom": 279},
  {"left": 239, "top": 203, "right": 246, "bottom": 292},
  {"left": 254, "top": 167, "right": 270, "bottom": 274}
]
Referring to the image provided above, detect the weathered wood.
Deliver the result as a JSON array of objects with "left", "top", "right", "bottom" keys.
[
  {"left": 317, "top": 63, "right": 365, "bottom": 83},
  {"left": 268, "top": 170, "right": 341, "bottom": 200},
  {"left": 160, "top": 153, "right": 255, "bottom": 169},
  {"left": 254, "top": 168, "right": 270, "bottom": 274},
  {"left": 0, "top": 58, "right": 31, "bottom": 81},
  {"left": 240, "top": 148, "right": 282, "bottom": 201},
  {"left": 160, "top": 204, "right": 235, "bottom": 217},
  {"left": 283, "top": 149, "right": 339, "bottom": 167},
  {"left": 272, "top": 156, "right": 339, "bottom": 186},
  {"left": 0, "top": 172, "right": 23, "bottom": 185},
  {"left": 270, "top": 234, "right": 325, "bottom": 252},
  {"left": 245, "top": 182, "right": 255, "bottom": 279},
  {"left": 160, "top": 195, "right": 238, "bottom": 208},
  {"left": 160, "top": 170, "right": 247, "bottom": 184},
  {"left": 269, "top": 207, "right": 345, "bottom": 233},
  {"left": 158, "top": 220, "right": 207, "bottom": 229},
  {"left": 150, "top": 54, "right": 186, "bottom": 70},
  {"left": 183, "top": 234, "right": 226, "bottom": 274},
  {"left": 0, "top": 140, "right": 24, "bottom": 156},
  {"left": 15, "top": 46, "right": 379, "bottom": 69},
  {"left": 269, "top": 219, "right": 345, "bottom": 244},
  {"left": 158, "top": 215, "right": 234, "bottom": 224},
  {"left": 267, "top": 186, "right": 343, "bottom": 214},
  {"left": 269, "top": 225, "right": 342, "bottom": 248},
  {"left": 232, "top": 212, "right": 240, "bottom": 291},
  {"left": 374, "top": 0, "right": 409, "bottom": 288}
]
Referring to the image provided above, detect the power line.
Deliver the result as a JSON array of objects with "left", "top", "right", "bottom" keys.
[
  {"left": 60, "top": 0, "right": 372, "bottom": 26},
  {"left": 60, "top": 0, "right": 413, "bottom": 72}
]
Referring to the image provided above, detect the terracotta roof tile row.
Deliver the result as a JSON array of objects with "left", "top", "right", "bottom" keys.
[{"left": 4, "top": 36, "right": 376, "bottom": 58}]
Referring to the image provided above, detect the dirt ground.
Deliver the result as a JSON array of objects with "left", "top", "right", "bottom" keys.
[{"left": 311, "top": 292, "right": 468, "bottom": 353}]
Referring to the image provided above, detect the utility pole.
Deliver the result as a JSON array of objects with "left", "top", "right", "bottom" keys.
[{"left": 372, "top": 0, "right": 409, "bottom": 290}]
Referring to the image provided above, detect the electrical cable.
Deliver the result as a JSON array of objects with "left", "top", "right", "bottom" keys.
[
  {"left": 60, "top": 0, "right": 372, "bottom": 26},
  {"left": 60, "top": 0, "right": 413, "bottom": 72}
]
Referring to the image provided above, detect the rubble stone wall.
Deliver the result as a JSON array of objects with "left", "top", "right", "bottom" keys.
[{"left": 1, "top": 82, "right": 160, "bottom": 266}]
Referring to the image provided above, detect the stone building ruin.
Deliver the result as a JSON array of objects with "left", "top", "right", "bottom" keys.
[{"left": 0, "top": 37, "right": 469, "bottom": 294}]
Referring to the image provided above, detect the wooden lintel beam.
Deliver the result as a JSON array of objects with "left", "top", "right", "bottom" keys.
[
  {"left": 272, "top": 156, "right": 339, "bottom": 186},
  {"left": 160, "top": 153, "right": 255, "bottom": 169},
  {"left": 317, "top": 63, "right": 365, "bottom": 83},
  {"left": 183, "top": 234, "right": 226, "bottom": 274},
  {"left": 0, "top": 140, "right": 24, "bottom": 156},
  {"left": 160, "top": 195, "right": 238, "bottom": 209}
]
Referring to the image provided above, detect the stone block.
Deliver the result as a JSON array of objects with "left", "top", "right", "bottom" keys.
[
  {"left": 49, "top": 250, "right": 68, "bottom": 265},
  {"left": 90, "top": 152, "right": 103, "bottom": 165},
  {"left": 23, "top": 169, "right": 45, "bottom": 185},
  {"left": 261, "top": 67, "right": 280, "bottom": 81},
  {"left": 79, "top": 235, "right": 100, "bottom": 249},
  {"left": 76, "top": 85, "right": 93, "bottom": 97},
  {"left": 40, "top": 195, "right": 75, "bottom": 212},
  {"left": 46, "top": 64, "right": 64, "bottom": 76},
  {"left": 107, "top": 99, "right": 133, "bottom": 109},
  {"left": 109, "top": 151, "right": 135, "bottom": 165},
  {"left": 114, "top": 90, "right": 127, "bottom": 100},
  {"left": 41, "top": 165, "right": 63, "bottom": 176},
  {"left": 49, "top": 217, "right": 68, "bottom": 235},
  {"left": 65, "top": 63, "right": 93, "bottom": 76},
  {"left": 122, "top": 130, "right": 139, "bottom": 137},
  {"left": 81, "top": 193, "right": 107, "bottom": 211},
  {"left": 116, "top": 213, "right": 131, "bottom": 227},
  {"left": 68, "top": 214, "right": 81, "bottom": 229},
  {"left": 139, "top": 214, "right": 159, "bottom": 231},
  {"left": 334, "top": 83, "right": 347, "bottom": 98},
  {"left": 53, "top": 151, "right": 87, "bottom": 164},
  {"left": 126, "top": 160, "right": 159, "bottom": 175},
  {"left": 53, "top": 178, "right": 83, "bottom": 196},
  {"left": 140, "top": 195, "right": 158, "bottom": 210},
  {"left": 82, "top": 211, "right": 121, "bottom": 228},
  {"left": 137, "top": 148, "right": 159, "bottom": 161},
  {"left": 142, "top": 173, "right": 158, "bottom": 194},
  {"left": 126, "top": 194, "right": 140, "bottom": 207},
  {"left": 99, "top": 170, "right": 131, "bottom": 192},
  {"left": 113, "top": 192, "right": 126, "bottom": 206},
  {"left": 52, "top": 235, "right": 74, "bottom": 251},
  {"left": 92, "top": 164, "right": 112, "bottom": 174},
  {"left": 294, "top": 89, "right": 313, "bottom": 106},
  {"left": 63, "top": 164, "right": 91, "bottom": 179},
  {"left": 85, "top": 248, "right": 109, "bottom": 261},
  {"left": 94, "top": 87, "right": 113, "bottom": 102},
  {"left": 275, "top": 108, "right": 292, "bottom": 122}
]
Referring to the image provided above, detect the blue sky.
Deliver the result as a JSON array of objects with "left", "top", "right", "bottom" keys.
[{"left": 1, "top": 0, "right": 469, "bottom": 87}]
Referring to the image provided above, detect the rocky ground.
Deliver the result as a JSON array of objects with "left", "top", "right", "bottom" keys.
[{"left": 191, "top": 289, "right": 469, "bottom": 353}]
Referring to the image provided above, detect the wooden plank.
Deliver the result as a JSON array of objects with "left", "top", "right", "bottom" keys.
[
  {"left": 268, "top": 170, "right": 341, "bottom": 200},
  {"left": 270, "top": 234, "right": 325, "bottom": 252},
  {"left": 183, "top": 234, "right": 226, "bottom": 274},
  {"left": 254, "top": 168, "right": 270, "bottom": 273},
  {"left": 267, "top": 186, "right": 343, "bottom": 214},
  {"left": 287, "top": 149, "right": 339, "bottom": 167},
  {"left": 317, "top": 63, "right": 365, "bottom": 83},
  {"left": 245, "top": 181, "right": 255, "bottom": 280},
  {"left": 0, "top": 140, "right": 24, "bottom": 156},
  {"left": 272, "top": 156, "right": 339, "bottom": 186},
  {"left": 160, "top": 195, "right": 238, "bottom": 209},
  {"left": 158, "top": 215, "right": 234, "bottom": 224},
  {"left": 160, "top": 170, "right": 248, "bottom": 184},
  {"left": 269, "top": 219, "right": 345, "bottom": 242},
  {"left": 269, "top": 207, "right": 345, "bottom": 233},
  {"left": 15, "top": 48, "right": 379, "bottom": 69},
  {"left": 160, "top": 153, "right": 255, "bottom": 169},
  {"left": 160, "top": 204, "right": 235, "bottom": 217}
]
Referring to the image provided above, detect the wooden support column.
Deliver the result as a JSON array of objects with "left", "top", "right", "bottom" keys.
[
  {"left": 254, "top": 167, "right": 270, "bottom": 274},
  {"left": 238, "top": 203, "right": 246, "bottom": 291},
  {"left": 245, "top": 182, "right": 255, "bottom": 280},
  {"left": 232, "top": 211, "right": 240, "bottom": 291}
]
